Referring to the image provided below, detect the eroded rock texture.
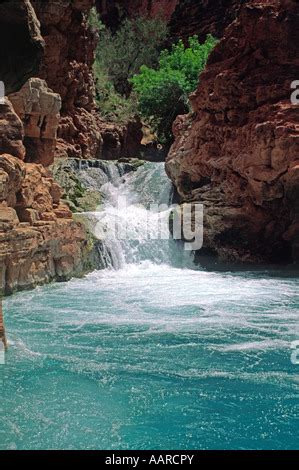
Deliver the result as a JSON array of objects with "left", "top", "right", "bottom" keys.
[
  {"left": 0, "top": 123, "right": 88, "bottom": 296},
  {"left": 31, "top": 0, "right": 103, "bottom": 160},
  {"left": 0, "top": 99, "right": 25, "bottom": 160},
  {"left": 9, "top": 78, "right": 62, "bottom": 166},
  {"left": 166, "top": 1, "right": 299, "bottom": 263},
  {"left": 167, "top": 0, "right": 243, "bottom": 43},
  {"left": 29, "top": 0, "right": 142, "bottom": 160},
  {"left": 0, "top": 1, "right": 97, "bottom": 295},
  {"left": 99, "top": 119, "right": 143, "bottom": 160}
]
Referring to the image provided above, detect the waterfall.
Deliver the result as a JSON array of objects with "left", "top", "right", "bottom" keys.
[
  {"left": 4, "top": 164, "right": 298, "bottom": 452},
  {"left": 77, "top": 161, "right": 194, "bottom": 269}
]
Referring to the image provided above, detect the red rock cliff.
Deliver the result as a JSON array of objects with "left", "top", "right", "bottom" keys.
[
  {"left": 32, "top": 0, "right": 142, "bottom": 161},
  {"left": 32, "top": 0, "right": 102, "bottom": 160},
  {"left": 0, "top": 1, "right": 96, "bottom": 295},
  {"left": 0, "top": 0, "right": 144, "bottom": 295},
  {"left": 166, "top": 0, "right": 299, "bottom": 264}
]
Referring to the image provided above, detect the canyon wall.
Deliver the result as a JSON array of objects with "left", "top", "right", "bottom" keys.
[
  {"left": 1, "top": 0, "right": 298, "bottom": 298},
  {"left": 0, "top": 87, "right": 90, "bottom": 296},
  {"left": 0, "top": 0, "right": 144, "bottom": 295},
  {"left": 32, "top": 0, "right": 102, "bottom": 160},
  {"left": 167, "top": 0, "right": 243, "bottom": 43},
  {"left": 0, "top": 1, "right": 98, "bottom": 295},
  {"left": 32, "top": 0, "right": 142, "bottom": 161},
  {"left": 0, "top": 0, "right": 44, "bottom": 95},
  {"left": 166, "top": 0, "right": 299, "bottom": 264}
]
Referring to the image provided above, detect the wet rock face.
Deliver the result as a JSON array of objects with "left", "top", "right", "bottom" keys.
[
  {"left": 166, "top": 1, "right": 299, "bottom": 264},
  {"left": 51, "top": 158, "right": 103, "bottom": 213},
  {"left": 0, "top": 0, "right": 44, "bottom": 94}
]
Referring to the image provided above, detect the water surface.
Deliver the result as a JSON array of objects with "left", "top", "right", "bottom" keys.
[{"left": 0, "top": 163, "right": 298, "bottom": 450}]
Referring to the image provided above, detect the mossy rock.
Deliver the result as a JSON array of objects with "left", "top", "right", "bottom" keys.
[
  {"left": 118, "top": 157, "right": 145, "bottom": 172},
  {"left": 76, "top": 190, "right": 102, "bottom": 212},
  {"left": 51, "top": 159, "right": 102, "bottom": 213}
]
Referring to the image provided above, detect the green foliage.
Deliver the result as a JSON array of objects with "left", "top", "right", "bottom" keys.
[
  {"left": 89, "top": 9, "right": 216, "bottom": 142},
  {"left": 93, "top": 61, "right": 137, "bottom": 123},
  {"left": 131, "top": 34, "right": 217, "bottom": 144},
  {"left": 90, "top": 12, "right": 168, "bottom": 123},
  {"left": 88, "top": 7, "right": 104, "bottom": 31},
  {"left": 96, "top": 16, "right": 168, "bottom": 96}
]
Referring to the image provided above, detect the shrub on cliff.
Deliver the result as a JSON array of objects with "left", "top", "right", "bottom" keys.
[
  {"left": 95, "top": 16, "right": 168, "bottom": 97},
  {"left": 131, "top": 35, "right": 217, "bottom": 145},
  {"left": 93, "top": 61, "right": 138, "bottom": 123}
]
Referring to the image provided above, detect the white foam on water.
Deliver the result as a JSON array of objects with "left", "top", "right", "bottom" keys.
[
  {"left": 80, "top": 162, "right": 194, "bottom": 268},
  {"left": 2, "top": 161, "right": 299, "bottom": 450}
]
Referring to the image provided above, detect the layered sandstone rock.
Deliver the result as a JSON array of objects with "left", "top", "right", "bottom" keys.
[
  {"left": 0, "top": 2, "right": 95, "bottom": 296},
  {"left": 9, "top": 78, "right": 62, "bottom": 166},
  {"left": 0, "top": 153, "right": 89, "bottom": 296},
  {"left": 0, "top": 99, "right": 25, "bottom": 160},
  {"left": 166, "top": 0, "right": 299, "bottom": 263}
]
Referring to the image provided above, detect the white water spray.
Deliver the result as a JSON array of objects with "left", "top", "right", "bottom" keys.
[{"left": 79, "top": 162, "right": 195, "bottom": 269}]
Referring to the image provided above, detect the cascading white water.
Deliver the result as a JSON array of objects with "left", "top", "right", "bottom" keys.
[
  {"left": 3, "top": 160, "right": 298, "bottom": 451},
  {"left": 80, "top": 161, "right": 194, "bottom": 269}
]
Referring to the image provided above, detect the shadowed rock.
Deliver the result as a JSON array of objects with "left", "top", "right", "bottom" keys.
[
  {"left": 0, "top": 0, "right": 44, "bottom": 94},
  {"left": 0, "top": 300, "right": 7, "bottom": 349}
]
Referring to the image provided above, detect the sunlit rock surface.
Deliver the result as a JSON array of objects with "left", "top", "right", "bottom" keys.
[{"left": 166, "top": 0, "right": 299, "bottom": 263}]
